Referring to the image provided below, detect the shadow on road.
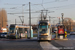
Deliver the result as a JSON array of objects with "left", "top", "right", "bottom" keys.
[
  {"left": 0, "top": 40, "right": 43, "bottom": 50},
  {"left": 50, "top": 40, "right": 74, "bottom": 50}
]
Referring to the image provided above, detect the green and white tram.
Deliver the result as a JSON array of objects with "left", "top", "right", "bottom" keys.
[{"left": 38, "top": 20, "right": 51, "bottom": 41}]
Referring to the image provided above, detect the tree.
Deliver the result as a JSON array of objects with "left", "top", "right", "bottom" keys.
[{"left": 63, "top": 18, "right": 73, "bottom": 31}]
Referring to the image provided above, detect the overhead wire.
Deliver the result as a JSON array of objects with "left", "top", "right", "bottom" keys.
[
  {"left": 7, "top": 4, "right": 28, "bottom": 12},
  {"left": 42, "top": 0, "right": 68, "bottom": 4},
  {"left": 4, "top": 3, "right": 28, "bottom": 5},
  {"left": 47, "top": 4, "right": 75, "bottom": 11},
  {"left": 32, "top": 0, "right": 69, "bottom": 12},
  {"left": 46, "top": 4, "right": 75, "bottom": 9}
]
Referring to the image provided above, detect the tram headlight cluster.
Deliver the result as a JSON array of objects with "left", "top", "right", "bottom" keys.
[{"left": 40, "top": 33, "right": 48, "bottom": 35}]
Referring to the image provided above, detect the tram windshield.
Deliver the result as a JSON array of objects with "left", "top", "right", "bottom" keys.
[
  {"left": 39, "top": 25, "right": 48, "bottom": 33},
  {"left": 9, "top": 25, "right": 15, "bottom": 33},
  {"left": 39, "top": 22, "right": 48, "bottom": 33},
  {"left": 9, "top": 28, "right": 15, "bottom": 33}
]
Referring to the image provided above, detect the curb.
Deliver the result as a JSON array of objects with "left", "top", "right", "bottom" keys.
[{"left": 54, "top": 38, "right": 68, "bottom": 40}]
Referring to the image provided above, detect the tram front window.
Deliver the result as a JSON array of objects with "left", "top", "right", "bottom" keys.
[
  {"left": 10, "top": 28, "right": 15, "bottom": 33},
  {"left": 39, "top": 25, "right": 47, "bottom": 33}
]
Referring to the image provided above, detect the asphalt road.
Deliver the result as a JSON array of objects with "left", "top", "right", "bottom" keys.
[
  {"left": 0, "top": 38, "right": 59, "bottom": 50},
  {"left": 51, "top": 34, "right": 75, "bottom": 50},
  {"left": 67, "top": 34, "right": 75, "bottom": 40},
  {"left": 0, "top": 35, "right": 75, "bottom": 50},
  {"left": 0, "top": 39, "right": 42, "bottom": 50}
]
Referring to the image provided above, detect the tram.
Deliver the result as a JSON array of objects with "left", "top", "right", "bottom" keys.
[
  {"left": 37, "top": 20, "right": 51, "bottom": 41},
  {"left": 8, "top": 24, "right": 33, "bottom": 39}
]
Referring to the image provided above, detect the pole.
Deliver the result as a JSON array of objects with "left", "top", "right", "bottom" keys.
[
  {"left": 41, "top": 11, "right": 42, "bottom": 20},
  {"left": 70, "top": 22, "right": 71, "bottom": 32},
  {"left": 59, "top": 17, "right": 60, "bottom": 24},
  {"left": 29, "top": 2, "right": 31, "bottom": 39},
  {"left": 22, "top": 5, "right": 24, "bottom": 25},
  {"left": 49, "top": 16, "right": 52, "bottom": 38},
  {"left": 15, "top": 19, "right": 16, "bottom": 25},
  {"left": 61, "top": 13, "right": 64, "bottom": 24},
  {"left": 49, "top": 16, "right": 50, "bottom": 23}
]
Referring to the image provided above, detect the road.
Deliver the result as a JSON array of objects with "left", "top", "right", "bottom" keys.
[
  {"left": 67, "top": 34, "right": 75, "bottom": 40},
  {"left": 0, "top": 35, "right": 75, "bottom": 50},
  {"left": 50, "top": 34, "right": 75, "bottom": 50},
  {"left": 0, "top": 38, "right": 59, "bottom": 50}
]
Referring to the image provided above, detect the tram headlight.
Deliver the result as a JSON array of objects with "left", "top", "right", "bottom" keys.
[
  {"left": 41, "top": 33, "right": 48, "bottom": 35},
  {"left": 16, "top": 26, "right": 18, "bottom": 28}
]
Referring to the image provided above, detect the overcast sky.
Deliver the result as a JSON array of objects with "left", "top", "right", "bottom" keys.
[{"left": 0, "top": 0, "right": 75, "bottom": 25}]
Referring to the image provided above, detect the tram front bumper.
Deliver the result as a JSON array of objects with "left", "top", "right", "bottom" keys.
[{"left": 38, "top": 35, "right": 51, "bottom": 40}]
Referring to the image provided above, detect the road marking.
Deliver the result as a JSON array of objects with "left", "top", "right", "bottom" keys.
[{"left": 40, "top": 42, "right": 59, "bottom": 50}]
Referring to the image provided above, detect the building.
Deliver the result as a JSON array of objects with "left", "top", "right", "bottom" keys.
[{"left": 0, "top": 9, "right": 7, "bottom": 28}]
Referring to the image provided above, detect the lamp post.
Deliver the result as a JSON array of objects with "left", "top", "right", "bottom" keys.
[{"left": 61, "top": 13, "right": 64, "bottom": 24}]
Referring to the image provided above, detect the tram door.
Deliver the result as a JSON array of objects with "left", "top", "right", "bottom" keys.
[
  {"left": 18, "top": 28, "right": 25, "bottom": 38},
  {"left": 18, "top": 28, "right": 29, "bottom": 38},
  {"left": 24, "top": 28, "right": 28, "bottom": 38}
]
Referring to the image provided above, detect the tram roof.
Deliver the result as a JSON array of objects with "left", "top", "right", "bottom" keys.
[
  {"left": 16, "top": 25, "right": 32, "bottom": 28},
  {"left": 10, "top": 24, "right": 31, "bottom": 28}
]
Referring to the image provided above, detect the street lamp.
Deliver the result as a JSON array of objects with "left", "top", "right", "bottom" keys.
[
  {"left": 61, "top": 13, "right": 64, "bottom": 24},
  {"left": 57, "top": 17, "right": 60, "bottom": 24}
]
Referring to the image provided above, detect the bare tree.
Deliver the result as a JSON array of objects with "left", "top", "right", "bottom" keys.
[{"left": 63, "top": 18, "right": 73, "bottom": 31}]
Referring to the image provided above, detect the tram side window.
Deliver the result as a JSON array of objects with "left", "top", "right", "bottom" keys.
[
  {"left": 18, "top": 28, "right": 23, "bottom": 33},
  {"left": 24, "top": 28, "right": 28, "bottom": 33}
]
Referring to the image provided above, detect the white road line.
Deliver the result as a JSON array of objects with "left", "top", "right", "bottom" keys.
[{"left": 40, "top": 42, "right": 59, "bottom": 50}]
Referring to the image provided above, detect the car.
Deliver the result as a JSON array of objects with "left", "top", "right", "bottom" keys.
[
  {"left": 70, "top": 32, "right": 75, "bottom": 35},
  {"left": 0, "top": 32, "right": 7, "bottom": 38}
]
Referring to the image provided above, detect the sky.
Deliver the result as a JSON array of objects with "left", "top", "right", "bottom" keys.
[{"left": 0, "top": 0, "right": 75, "bottom": 25}]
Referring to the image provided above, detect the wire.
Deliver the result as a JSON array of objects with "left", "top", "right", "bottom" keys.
[
  {"left": 41, "top": 0, "right": 45, "bottom": 9},
  {"left": 4, "top": 3, "right": 28, "bottom": 5},
  {"left": 42, "top": 0, "right": 68, "bottom": 4},
  {"left": 46, "top": 4, "right": 75, "bottom": 10},
  {"left": 47, "top": 4, "right": 75, "bottom": 11},
  {"left": 40, "top": 4, "right": 45, "bottom": 10}
]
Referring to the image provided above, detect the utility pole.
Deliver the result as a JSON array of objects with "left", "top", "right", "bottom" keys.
[
  {"left": 59, "top": 17, "right": 60, "bottom": 24},
  {"left": 22, "top": 4, "right": 25, "bottom": 25},
  {"left": 22, "top": 5, "right": 24, "bottom": 25},
  {"left": 29, "top": 2, "right": 31, "bottom": 39},
  {"left": 61, "top": 13, "right": 64, "bottom": 24},
  {"left": 15, "top": 19, "right": 16, "bottom": 25},
  {"left": 49, "top": 16, "right": 51, "bottom": 23}
]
